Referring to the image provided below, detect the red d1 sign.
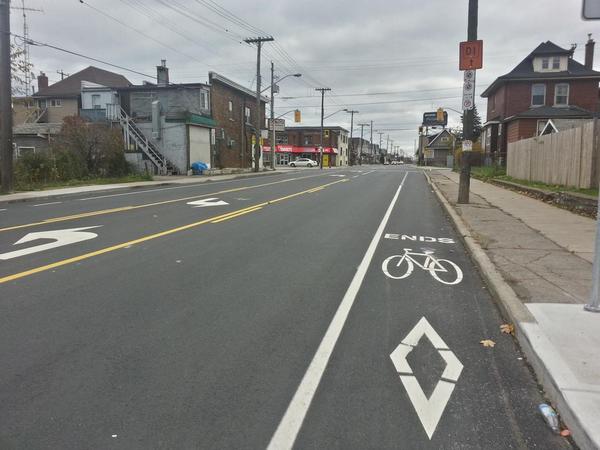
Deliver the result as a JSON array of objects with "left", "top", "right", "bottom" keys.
[{"left": 459, "top": 40, "right": 483, "bottom": 70}]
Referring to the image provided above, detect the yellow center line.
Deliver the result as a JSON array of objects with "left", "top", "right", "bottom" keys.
[
  {"left": 0, "top": 178, "right": 347, "bottom": 285},
  {"left": 0, "top": 172, "right": 332, "bottom": 234}
]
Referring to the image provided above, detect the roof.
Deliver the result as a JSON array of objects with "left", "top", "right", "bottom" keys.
[
  {"left": 285, "top": 126, "right": 349, "bottom": 133},
  {"left": 427, "top": 129, "right": 454, "bottom": 146},
  {"left": 209, "top": 72, "right": 269, "bottom": 103},
  {"left": 118, "top": 82, "right": 209, "bottom": 92},
  {"left": 507, "top": 105, "right": 596, "bottom": 120},
  {"left": 13, "top": 123, "right": 62, "bottom": 135},
  {"left": 540, "top": 118, "right": 591, "bottom": 134},
  {"left": 481, "top": 41, "right": 600, "bottom": 97},
  {"left": 34, "top": 66, "right": 131, "bottom": 98}
]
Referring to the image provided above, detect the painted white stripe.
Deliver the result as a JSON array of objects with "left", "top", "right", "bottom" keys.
[
  {"left": 267, "top": 171, "right": 409, "bottom": 450},
  {"left": 32, "top": 201, "right": 62, "bottom": 207},
  {"left": 362, "top": 170, "right": 376, "bottom": 175},
  {"left": 0, "top": 208, "right": 6, "bottom": 212}
]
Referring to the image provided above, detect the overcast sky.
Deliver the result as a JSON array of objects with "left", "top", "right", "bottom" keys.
[{"left": 10, "top": 0, "right": 598, "bottom": 153}]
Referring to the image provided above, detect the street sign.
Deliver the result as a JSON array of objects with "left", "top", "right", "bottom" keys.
[
  {"left": 423, "top": 111, "right": 448, "bottom": 127},
  {"left": 462, "top": 70, "right": 475, "bottom": 111},
  {"left": 459, "top": 40, "right": 483, "bottom": 70},
  {"left": 583, "top": 0, "right": 600, "bottom": 19},
  {"left": 268, "top": 118, "right": 285, "bottom": 132},
  {"left": 462, "top": 140, "right": 473, "bottom": 152}
]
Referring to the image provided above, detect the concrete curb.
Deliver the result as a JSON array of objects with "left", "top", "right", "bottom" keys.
[
  {"left": 0, "top": 170, "right": 285, "bottom": 206},
  {"left": 425, "top": 172, "right": 593, "bottom": 450}
]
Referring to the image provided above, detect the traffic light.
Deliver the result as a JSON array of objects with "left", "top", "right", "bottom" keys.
[
  {"left": 294, "top": 109, "right": 301, "bottom": 123},
  {"left": 436, "top": 108, "right": 444, "bottom": 123}
]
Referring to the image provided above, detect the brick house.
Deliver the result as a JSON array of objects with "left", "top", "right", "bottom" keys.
[
  {"left": 208, "top": 72, "right": 268, "bottom": 169},
  {"left": 481, "top": 37, "right": 600, "bottom": 164},
  {"left": 276, "top": 126, "right": 349, "bottom": 166}
]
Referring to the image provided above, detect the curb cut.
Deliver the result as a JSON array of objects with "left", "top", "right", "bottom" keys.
[
  {"left": 0, "top": 170, "right": 284, "bottom": 206},
  {"left": 425, "top": 172, "right": 594, "bottom": 450}
]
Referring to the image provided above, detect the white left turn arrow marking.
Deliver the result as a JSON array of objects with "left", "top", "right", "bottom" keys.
[
  {"left": 0, "top": 226, "right": 101, "bottom": 260},
  {"left": 187, "top": 198, "right": 229, "bottom": 208},
  {"left": 390, "top": 317, "right": 463, "bottom": 439}
]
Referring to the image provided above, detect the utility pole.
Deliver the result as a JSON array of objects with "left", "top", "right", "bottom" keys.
[
  {"left": 378, "top": 131, "right": 384, "bottom": 161},
  {"left": 270, "top": 61, "right": 275, "bottom": 170},
  {"left": 315, "top": 87, "right": 331, "bottom": 169},
  {"left": 358, "top": 123, "right": 369, "bottom": 166},
  {"left": 57, "top": 69, "right": 69, "bottom": 81},
  {"left": 457, "top": 0, "right": 477, "bottom": 203},
  {"left": 346, "top": 109, "right": 358, "bottom": 165},
  {"left": 1, "top": 0, "right": 13, "bottom": 193},
  {"left": 370, "top": 120, "right": 373, "bottom": 162},
  {"left": 244, "top": 36, "right": 274, "bottom": 173}
]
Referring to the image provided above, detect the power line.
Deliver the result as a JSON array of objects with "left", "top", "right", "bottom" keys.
[{"left": 274, "top": 94, "right": 464, "bottom": 108}]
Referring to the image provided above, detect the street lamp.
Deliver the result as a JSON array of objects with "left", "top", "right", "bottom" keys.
[
  {"left": 267, "top": 65, "right": 301, "bottom": 170},
  {"left": 324, "top": 108, "right": 348, "bottom": 120}
]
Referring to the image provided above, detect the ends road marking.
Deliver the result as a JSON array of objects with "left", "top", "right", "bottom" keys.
[{"left": 267, "top": 172, "right": 409, "bottom": 450}]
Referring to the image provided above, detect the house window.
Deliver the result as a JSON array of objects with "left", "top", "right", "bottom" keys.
[
  {"left": 92, "top": 94, "right": 101, "bottom": 109},
  {"left": 542, "top": 58, "right": 549, "bottom": 69},
  {"left": 531, "top": 84, "right": 546, "bottom": 106},
  {"left": 17, "top": 146, "right": 35, "bottom": 157},
  {"left": 324, "top": 130, "right": 330, "bottom": 138},
  {"left": 490, "top": 94, "right": 495, "bottom": 110},
  {"left": 554, "top": 83, "right": 569, "bottom": 106},
  {"left": 200, "top": 91, "right": 209, "bottom": 110},
  {"left": 537, "top": 120, "right": 547, "bottom": 136},
  {"left": 552, "top": 57, "right": 560, "bottom": 70},
  {"left": 228, "top": 100, "right": 233, "bottom": 116},
  {"left": 50, "top": 99, "right": 62, "bottom": 107},
  {"left": 244, "top": 106, "right": 251, "bottom": 122},
  {"left": 304, "top": 135, "right": 312, "bottom": 145}
]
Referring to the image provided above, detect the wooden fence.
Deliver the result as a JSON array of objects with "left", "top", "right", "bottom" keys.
[{"left": 507, "top": 119, "right": 600, "bottom": 189}]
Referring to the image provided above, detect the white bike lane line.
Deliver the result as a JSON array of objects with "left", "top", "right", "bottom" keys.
[{"left": 266, "top": 171, "right": 410, "bottom": 450}]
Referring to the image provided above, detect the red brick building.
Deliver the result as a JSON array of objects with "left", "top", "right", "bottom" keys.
[
  {"left": 209, "top": 72, "right": 268, "bottom": 169},
  {"left": 481, "top": 38, "right": 600, "bottom": 164}
]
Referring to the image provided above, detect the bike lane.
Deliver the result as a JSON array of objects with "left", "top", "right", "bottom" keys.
[{"left": 280, "top": 172, "right": 571, "bottom": 449}]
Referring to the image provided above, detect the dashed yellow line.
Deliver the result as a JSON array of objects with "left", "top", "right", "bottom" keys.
[
  {"left": 0, "top": 173, "right": 329, "bottom": 234},
  {"left": 0, "top": 178, "right": 347, "bottom": 284}
]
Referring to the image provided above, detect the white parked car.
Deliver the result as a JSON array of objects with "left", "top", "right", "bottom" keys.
[{"left": 289, "top": 158, "right": 318, "bottom": 167}]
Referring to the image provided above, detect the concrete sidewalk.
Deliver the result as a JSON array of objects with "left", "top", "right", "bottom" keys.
[
  {"left": 0, "top": 169, "right": 298, "bottom": 205},
  {"left": 427, "top": 169, "right": 600, "bottom": 450}
]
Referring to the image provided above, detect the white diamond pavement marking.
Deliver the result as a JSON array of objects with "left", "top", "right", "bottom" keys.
[{"left": 390, "top": 317, "right": 463, "bottom": 439}]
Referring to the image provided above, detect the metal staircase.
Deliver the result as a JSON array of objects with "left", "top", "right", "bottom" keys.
[{"left": 107, "top": 104, "right": 176, "bottom": 175}]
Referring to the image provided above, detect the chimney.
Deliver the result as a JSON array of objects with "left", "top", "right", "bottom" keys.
[
  {"left": 585, "top": 34, "right": 595, "bottom": 70},
  {"left": 37, "top": 71, "right": 48, "bottom": 91},
  {"left": 157, "top": 59, "right": 169, "bottom": 87}
]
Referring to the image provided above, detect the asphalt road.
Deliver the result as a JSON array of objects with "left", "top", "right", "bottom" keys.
[{"left": 0, "top": 166, "right": 572, "bottom": 449}]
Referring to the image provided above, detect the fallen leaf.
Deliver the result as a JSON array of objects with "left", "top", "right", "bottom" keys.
[
  {"left": 560, "top": 429, "right": 571, "bottom": 437},
  {"left": 500, "top": 324, "right": 515, "bottom": 335},
  {"left": 480, "top": 339, "right": 496, "bottom": 348}
]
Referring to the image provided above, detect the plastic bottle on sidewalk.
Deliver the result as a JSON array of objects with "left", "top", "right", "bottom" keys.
[{"left": 538, "top": 403, "right": 560, "bottom": 433}]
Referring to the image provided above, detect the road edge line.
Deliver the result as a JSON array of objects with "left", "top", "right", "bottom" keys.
[
  {"left": 425, "top": 171, "right": 595, "bottom": 450},
  {"left": 267, "top": 171, "right": 409, "bottom": 450}
]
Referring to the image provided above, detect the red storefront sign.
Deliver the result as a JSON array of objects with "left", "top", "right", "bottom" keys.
[{"left": 262, "top": 145, "right": 338, "bottom": 154}]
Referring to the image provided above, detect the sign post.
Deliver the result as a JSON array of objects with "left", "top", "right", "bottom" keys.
[{"left": 457, "top": 0, "right": 480, "bottom": 204}]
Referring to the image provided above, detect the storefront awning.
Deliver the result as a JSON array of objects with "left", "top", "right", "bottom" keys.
[{"left": 262, "top": 145, "right": 338, "bottom": 154}]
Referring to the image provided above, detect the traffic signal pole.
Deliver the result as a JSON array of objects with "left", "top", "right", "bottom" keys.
[{"left": 457, "top": 0, "right": 478, "bottom": 204}]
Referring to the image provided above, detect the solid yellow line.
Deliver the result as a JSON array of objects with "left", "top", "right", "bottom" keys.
[
  {"left": 0, "top": 173, "right": 328, "bottom": 233},
  {"left": 0, "top": 178, "right": 348, "bottom": 284},
  {"left": 210, "top": 206, "right": 263, "bottom": 223}
]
